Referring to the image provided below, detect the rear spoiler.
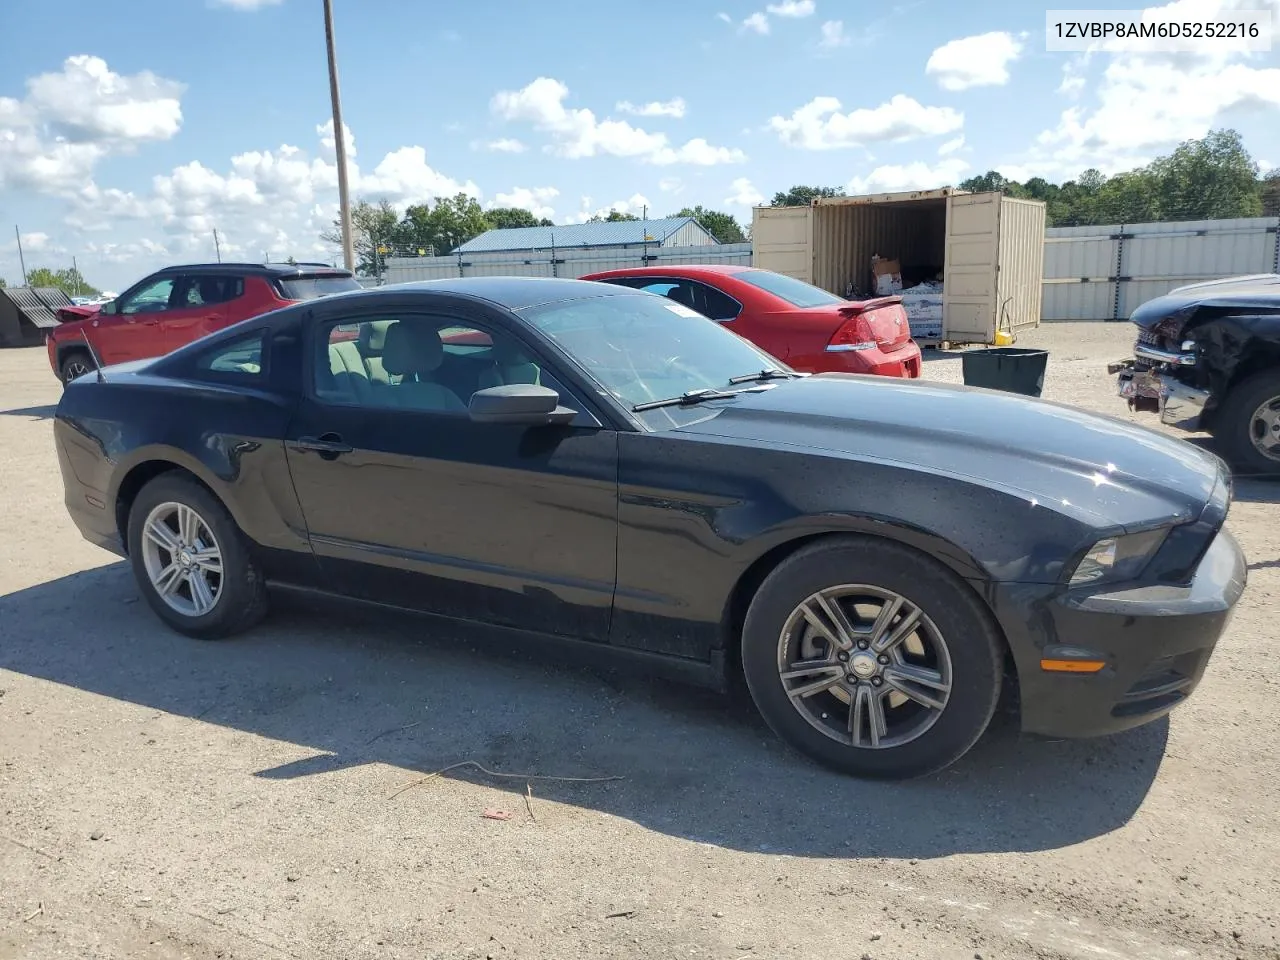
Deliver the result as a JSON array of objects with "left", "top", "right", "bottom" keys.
[{"left": 838, "top": 296, "right": 903, "bottom": 314}]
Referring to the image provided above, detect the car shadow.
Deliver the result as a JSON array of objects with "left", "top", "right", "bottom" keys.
[
  {"left": 0, "top": 403, "right": 57, "bottom": 420},
  {"left": 0, "top": 563, "right": 1170, "bottom": 861}
]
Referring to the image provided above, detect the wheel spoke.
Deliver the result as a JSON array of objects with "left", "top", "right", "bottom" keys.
[
  {"left": 177, "top": 505, "right": 200, "bottom": 547},
  {"left": 796, "top": 597, "right": 844, "bottom": 652},
  {"left": 188, "top": 570, "right": 216, "bottom": 615},
  {"left": 883, "top": 663, "right": 950, "bottom": 711},
  {"left": 849, "top": 684, "right": 887, "bottom": 748},
  {"left": 865, "top": 595, "right": 903, "bottom": 647},
  {"left": 781, "top": 660, "right": 845, "bottom": 698},
  {"left": 810, "top": 593, "right": 857, "bottom": 651},
  {"left": 153, "top": 562, "right": 185, "bottom": 597},
  {"left": 191, "top": 548, "right": 222, "bottom": 575},
  {"left": 872, "top": 606, "right": 921, "bottom": 654},
  {"left": 145, "top": 519, "right": 182, "bottom": 554}
]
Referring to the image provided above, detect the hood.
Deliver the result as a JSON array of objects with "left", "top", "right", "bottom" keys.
[
  {"left": 1130, "top": 273, "right": 1280, "bottom": 340},
  {"left": 677, "top": 374, "right": 1227, "bottom": 531}
]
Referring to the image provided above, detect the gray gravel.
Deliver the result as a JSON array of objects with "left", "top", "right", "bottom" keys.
[{"left": 1, "top": 323, "right": 1278, "bottom": 960}]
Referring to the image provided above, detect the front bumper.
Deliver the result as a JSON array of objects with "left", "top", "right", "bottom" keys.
[
  {"left": 992, "top": 525, "right": 1246, "bottom": 739},
  {"left": 1108, "top": 356, "right": 1210, "bottom": 432}
]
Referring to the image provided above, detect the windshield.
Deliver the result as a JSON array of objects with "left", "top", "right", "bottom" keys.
[
  {"left": 519, "top": 291, "right": 789, "bottom": 429},
  {"left": 736, "top": 269, "right": 848, "bottom": 308},
  {"left": 276, "top": 274, "right": 362, "bottom": 301}
]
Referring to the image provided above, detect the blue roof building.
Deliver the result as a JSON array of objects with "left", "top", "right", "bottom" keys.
[{"left": 456, "top": 216, "right": 717, "bottom": 254}]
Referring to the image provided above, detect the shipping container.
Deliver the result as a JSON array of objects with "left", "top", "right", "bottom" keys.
[{"left": 752, "top": 188, "right": 1047, "bottom": 345}]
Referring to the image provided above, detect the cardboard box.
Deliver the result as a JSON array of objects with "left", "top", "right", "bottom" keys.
[{"left": 871, "top": 256, "right": 902, "bottom": 296}]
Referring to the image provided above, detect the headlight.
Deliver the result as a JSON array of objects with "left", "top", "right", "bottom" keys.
[{"left": 1069, "top": 528, "right": 1169, "bottom": 587}]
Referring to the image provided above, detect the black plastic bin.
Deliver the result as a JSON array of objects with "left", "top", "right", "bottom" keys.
[{"left": 961, "top": 347, "right": 1049, "bottom": 398}]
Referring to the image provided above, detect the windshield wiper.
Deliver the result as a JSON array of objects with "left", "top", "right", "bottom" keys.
[
  {"left": 727, "top": 368, "right": 801, "bottom": 384},
  {"left": 632, "top": 387, "right": 742, "bottom": 412}
]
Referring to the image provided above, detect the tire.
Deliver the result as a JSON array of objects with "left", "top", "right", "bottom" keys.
[
  {"left": 740, "top": 536, "right": 1003, "bottom": 780},
  {"left": 1211, "top": 370, "right": 1280, "bottom": 476},
  {"left": 59, "top": 349, "right": 93, "bottom": 385},
  {"left": 126, "top": 472, "right": 269, "bottom": 639}
]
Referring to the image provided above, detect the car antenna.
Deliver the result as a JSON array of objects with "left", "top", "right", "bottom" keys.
[{"left": 80, "top": 328, "right": 107, "bottom": 383}]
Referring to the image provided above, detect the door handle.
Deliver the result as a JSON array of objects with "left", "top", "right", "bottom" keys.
[{"left": 293, "top": 434, "right": 354, "bottom": 458}]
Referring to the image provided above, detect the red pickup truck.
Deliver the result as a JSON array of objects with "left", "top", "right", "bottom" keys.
[{"left": 47, "top": 262, "right": 362, "bottom": 383}]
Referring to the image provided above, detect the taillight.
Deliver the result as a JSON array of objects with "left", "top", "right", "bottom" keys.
[{"left": 825, "top": 316, "right": 878, "bottom": 353}]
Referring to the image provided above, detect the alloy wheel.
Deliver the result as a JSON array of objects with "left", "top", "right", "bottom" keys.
[
  {"left": 64, "top": 359, "right": 90, "bottom": 381},
  {"left": 1248, "top": 395, "right": 1280, "bottom": 462},
  {"left": 776, "top": 585, "right": 953, "bottom": 750},
  {"left": 139, "top": 501, "right": 224, "bottom": 617}
]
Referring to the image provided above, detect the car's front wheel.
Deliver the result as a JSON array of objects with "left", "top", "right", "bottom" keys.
[
  {"left": 740, "top": 536, "right": 1004, "bottom": 779},
  {"left": 59, "top": 350, "right": 93, "bottom": 385},
  {"left": 1211, "top": 370, "right": 1280, "bottom": 475},
  {"left": 126, "top": 472, "right": 269, "bottom": 639}
]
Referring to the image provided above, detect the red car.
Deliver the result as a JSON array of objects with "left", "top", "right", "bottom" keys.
[
  {"left": 581, "top": 265, "right": 921, "bottom": 378},
  {"left": 47, "top": 262, "right": 361, "bottom": 383}
]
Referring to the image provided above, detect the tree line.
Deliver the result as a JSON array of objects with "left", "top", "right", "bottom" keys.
[
  {"left": 773, "top": 129, "right": 1280, "bottom": 228},
  {"left": 0, "top": 267, "right": 98, "bottom": 297}
]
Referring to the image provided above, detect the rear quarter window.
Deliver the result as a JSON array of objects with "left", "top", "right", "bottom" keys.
[{"left": 196, "top": 331, "right": 266, "bottom": 378}]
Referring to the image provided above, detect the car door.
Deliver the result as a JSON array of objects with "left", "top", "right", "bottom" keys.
[
  {"left": 283, "top": 306, "right": 620, "bottom": 641},
  {"left": 91, "top": 275, "right": 176, "bottom": 364},
  {"left": 162, "top": 274, "right": 245, "bottom": 352}
]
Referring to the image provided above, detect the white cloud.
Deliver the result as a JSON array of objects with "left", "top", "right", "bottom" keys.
[
  {"left": 18, "top": 232, "right": 51, "bottom": 252},
  {"left": 724, "top": 177, "right": 765, "bottom": 207},
  {"left": 491, "top": 77, "right": 744, "bottom": 165},
  {"left": 490, "top": 186, "right": 559, "bottom": 220},
  {"left": 0, "top": 56, "right": 185, "bottom": 193},
  {"left": 616, "top": 97, "right": 687, "bottom": 118},
  {"left": 818, "top": 20, "right": 850, "bottom": 48},
  {"left": 659, "top": 177, "right": 684, "bottom": 193},
  {"left": 1006, "top": 0, "right": 1280, "bottom": 179},
  {"left": 358, "top": 146, "right": 479, "bottom": 206},
  {"left": 485, "top": 138, "right": 526, "bottom": 153},
  {"left": 938, "top": 136, "right": 965, "bottom": 156},
  {"left": 847, "top": 158, "right": 971, "bottom": 195},
  {"left": 716, "top": 11, "right": 732, "bottom": 22},
  {"left": 925, "top": 32, "right": 1026, "bottom": 91},
  {"left": 569, "top": 193, "right": 653, "bottom": 223},
  {"left": 769, "top": 95, "right": 963, "bottom": 149},
  {"left": 211, "top": 0, "right": 283, "bottom": 8},
  {"left": 316, "top": 118, "right": 357, "bottom": 159},
  {"left": 742, "top": 12, "right": 770, "bottom": 33},
  {"left": 766, "top": 0, "right": 815, "bottom": 16}
]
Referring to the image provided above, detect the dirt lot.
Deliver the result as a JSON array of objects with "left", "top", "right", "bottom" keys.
[{"left": 1, "top": 322, "right": 1277, "bottom": 960}]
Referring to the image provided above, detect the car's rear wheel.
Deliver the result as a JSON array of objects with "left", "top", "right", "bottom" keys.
[
  {"left": 1212, "top": 370, "right": 1280, "bottom": 475},
  {"left": 126, "top": 473, "right": 268, "bottom": 639},
  {"left": 740, "top": 536, "right": 1003, "bottom": 779},
  {"left": 59, "top": 350, "right": 93, "bottom": 384}
]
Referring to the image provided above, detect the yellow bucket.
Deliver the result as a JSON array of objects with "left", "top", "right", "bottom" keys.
[{"left": 993, "top": 329, "right": 1015, "bottom": 346}]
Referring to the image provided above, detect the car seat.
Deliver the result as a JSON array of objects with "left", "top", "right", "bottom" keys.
[{"left": 381, "top": 322, "right": 466, "bottom": 412}]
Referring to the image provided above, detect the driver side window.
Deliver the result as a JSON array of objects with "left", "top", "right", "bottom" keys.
[{"left": 118, "top": 278, "right": 175, "bottom": 316}]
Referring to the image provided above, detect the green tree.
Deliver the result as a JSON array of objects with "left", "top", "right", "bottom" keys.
[
  {"left": 485, "top": 207, "right": 553, "bottom": 230},
  {"left": 1262, "top": 169, "right": 1280, "bottom": 217},
  {"left": 0, "top": 277, "right": 6, "bottom": 289},
  {"left": 397, "top": 193, "right": 491, "bottom": 256},
  {"left": 25, "top": 266, "right": 99, "bottom": 297},
  {"left": 321, "top": 198, "right": 401, "bottom": 276},
  {"left": 587, "top": 210, "right": 641, "bottom": 222},
  {"left": 1146, "top": 128, "right": 1261, "bottom": 220},
  {"left": 672, "top": 205, "right": 747, "bottom": 244},
  {"left": 770, "top": 185, "right": 845, "bottom": 207}
]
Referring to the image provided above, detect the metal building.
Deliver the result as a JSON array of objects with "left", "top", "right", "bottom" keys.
[
  {"left": 382, "top": 216, "right": 733, "bottom": 284},
  {"left": 0, "top": 286, "right": 73, "bottom": 347}
]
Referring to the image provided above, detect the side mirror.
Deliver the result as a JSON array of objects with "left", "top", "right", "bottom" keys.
[
  {"left": 100, "top": 301, "right": 118, "bottom": 316},
  {"left": 468, "top": 384, "right": 577, "bottom": 426}
]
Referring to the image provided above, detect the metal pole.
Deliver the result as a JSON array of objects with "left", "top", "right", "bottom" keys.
[
  {"left": 14, "top": 226, "right": 28, "bottom": 285},
  {"left": 213, "top": 228, "right": 222, "bottom": 262},
  {"left": 72, "top": 256, "right": 81, "bottom": 296},
  {"left": 324, "top": 0, "right": 355, "bottom": 273}
]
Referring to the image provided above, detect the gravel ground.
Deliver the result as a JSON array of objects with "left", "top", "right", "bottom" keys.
[{"left": 1, "top": 322, "right": 1277, "bottom": 960}]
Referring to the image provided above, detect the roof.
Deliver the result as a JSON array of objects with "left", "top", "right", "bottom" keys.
[
  {"left": 375, "top": 276, "right": 646, "bottom": 311},
  {"left": 145, "top": 262, "right": 351, "bottom": 278},
  {"left": 457, "top": 217, "right": 708, "bottom": 254},
  {"left": 583, "top": 264, "right": 753, "bottom": 279},
  {"left": 0, "top": 286, "right": 73, "bottom": 329}
]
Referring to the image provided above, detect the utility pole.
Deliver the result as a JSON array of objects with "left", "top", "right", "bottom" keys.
[
  {"left": 324, "top": 0, "right": 355, "bottom": 273},
  {"left": 14, "top": 226, "right": 28, "bottom": 286},
  {"left": 213, "top": 228, "right": 222, "bottom": 262},
  {"left": 72, "top": 256, "right": 82, "bottom": 296}
]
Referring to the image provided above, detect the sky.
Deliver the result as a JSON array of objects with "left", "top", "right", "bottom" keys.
[{"left": 1, "top": 0, "right": 1278, "bottom": 291}]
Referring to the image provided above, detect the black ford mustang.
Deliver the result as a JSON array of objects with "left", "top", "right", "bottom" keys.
[{"left": 54, "top": 277, "right": 1247, "bottom": 779}]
